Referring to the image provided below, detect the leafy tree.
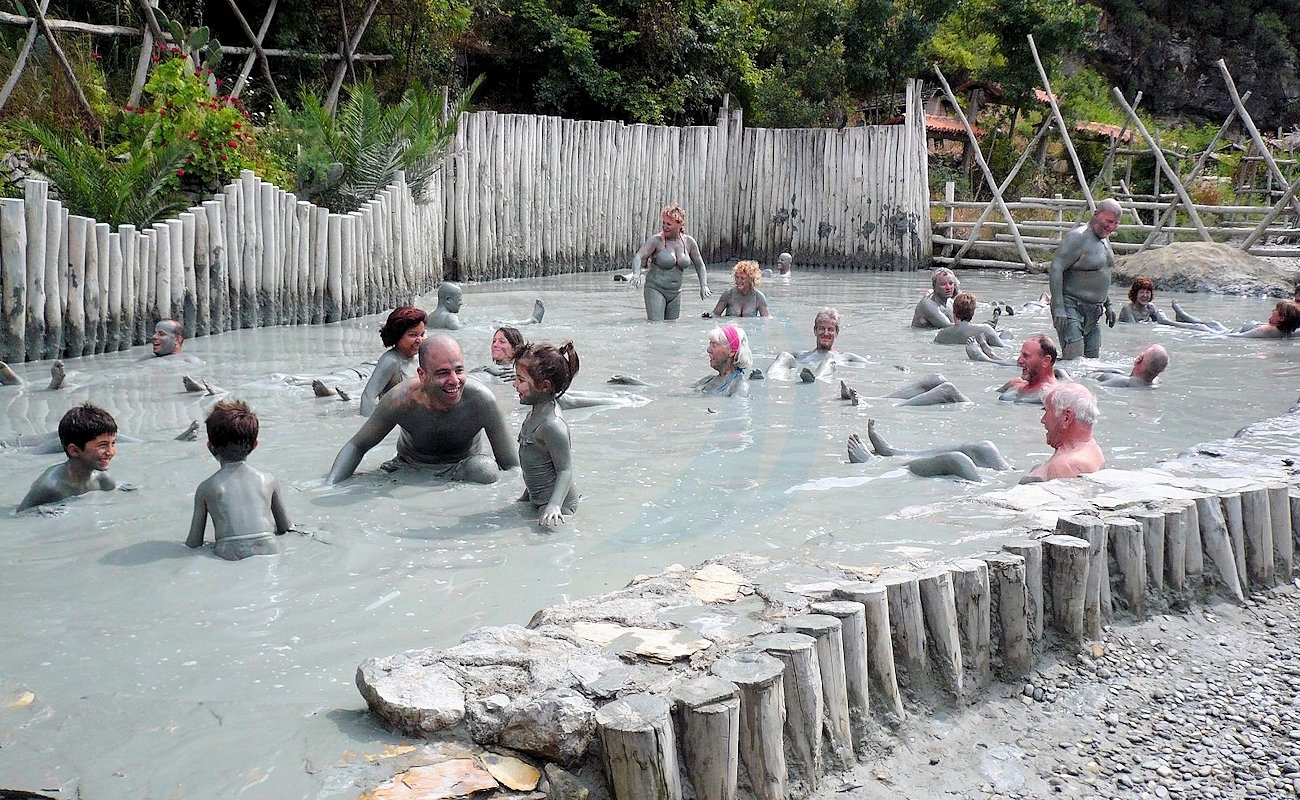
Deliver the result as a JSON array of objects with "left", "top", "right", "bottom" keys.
[{"left": 844, "top": 0, "right": 952, "bottom": 97}]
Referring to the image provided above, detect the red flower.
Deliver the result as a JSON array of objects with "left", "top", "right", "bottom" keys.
[
  {"left": 176, "top": 169, "right": 186, "bottom": 177},
  {"left": 228, "top": 141, "right": 238, "bottom": 148}
]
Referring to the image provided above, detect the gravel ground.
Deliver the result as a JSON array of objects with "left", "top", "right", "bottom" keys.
[{"left": 814, "top": 581, "right": 1300, "bottom": 800}]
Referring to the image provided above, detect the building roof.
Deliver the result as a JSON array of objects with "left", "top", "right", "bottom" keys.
[
  {"left": 1073, "top": 121, "right": 1132, "bottom": 143},
  {"left": 883, "top": 113, "right": 984, "bottom": 139}
]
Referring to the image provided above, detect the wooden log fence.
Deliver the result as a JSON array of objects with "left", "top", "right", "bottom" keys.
[{"left": 1, "top": 86, "right": 932, "bottom": 362}]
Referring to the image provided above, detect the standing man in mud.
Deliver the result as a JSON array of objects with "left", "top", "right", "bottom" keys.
[
  {"left": 326, "top": 335, "right": 518, "bottom": 485},
  {"left": 1050, "top": 199, "right": 1121, "bottom": 360}
]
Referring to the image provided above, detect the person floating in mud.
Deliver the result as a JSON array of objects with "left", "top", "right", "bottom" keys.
[
  {"left": 1089, "top": 344, "right": 1168, "bottom": 388},
  {"left": 847, "top": 418, "right": 1010, "bottom": 481},
  {"left": 630, "top": 203, "right": 711, "bottom": 322},
  {"left": 427, "top": 283, "right": 465, "bottom": 330},
  {"left": 513, "top": 341, "right": 580, "bottom": 529},
  {"left": 326, "top": 335, "right": 518, "bottom": 485},
  {"left": 1167, "top": 299, "right": 1300, "bottom": 338},
  {"left": 143, "top": 319, "right": 201, "bottom": 363},
  {"left": 360, "top": 306, "right": 426, "bottom": 416},
  {"left": 998, "top": 334, "right": 1059, "bottom": 404},
  {"left": 911, "top": 267, "right": 959, "bottom": 328},
  {"left": 1049, "top": 199, "right": 1121, "bottom": 359},
  {"left": 18, "top": 403, "right": 118, "bottom": 511},
  {"left": 933, "top": 292, "right": 1008, "bottom": 349},
  {"left": 1022, "top": 382, "right": 1105, "bottom": 482},
  {"left": 186, "top": 400, "right": 292, "bottom": 560},
  {"left": 704, "top": 260, "right": 771, "bottom": 318},
  {"left": 768, "top": 308, "right": 868, "bottom": 383}
]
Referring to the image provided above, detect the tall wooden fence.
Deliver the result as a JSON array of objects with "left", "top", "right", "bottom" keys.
[{"left": 0, "top": 79, "right": 931, "bottom": 363}]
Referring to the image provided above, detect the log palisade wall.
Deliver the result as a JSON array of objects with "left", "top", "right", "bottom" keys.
[{"left": 0, "top": 80, "right": 930, "bottom": 363}]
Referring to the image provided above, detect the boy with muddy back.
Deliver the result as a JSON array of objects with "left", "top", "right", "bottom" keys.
[
  {"left": 18, "top": 403, "right": 119, "bottom": 511},
  {"left": 187, "top": 400, "right": 292, "bottom": 560}
]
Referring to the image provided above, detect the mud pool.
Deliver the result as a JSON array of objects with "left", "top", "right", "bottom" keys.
[{"left": 2, "top": 267, "right": 1297, "bottom": 799}]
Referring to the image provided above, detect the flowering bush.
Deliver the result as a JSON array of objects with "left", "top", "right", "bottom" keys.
[{"left": 116, "top": 46, "right": 257, "bottom": 190}]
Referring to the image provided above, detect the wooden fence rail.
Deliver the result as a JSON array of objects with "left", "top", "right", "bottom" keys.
[{"left": 0, "top": 80, "right": 931, "bottom": 362}]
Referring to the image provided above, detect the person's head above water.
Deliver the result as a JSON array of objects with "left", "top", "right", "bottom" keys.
[
  {"left": 1042, "top": 382, "right": 1099, "bottom": 448},
  {"left": 952, "top": 292, "right": 977, "bottom": 323},
  {"left": 379, "top": 306, "right": 427, "bottom": 351},
  {"left": 708, "top": 325, "right": 753, "bottom": 372},
  {"left": 205, "top": 399, "right": 259, "bottom": 462},
  {"left": 435, "top": 283, "right": 463, "bottom": 312},
  {"left": 813, "top": 307, "right": 841, "bottom": 352},
  {"left": 777, "top": 252, "right": 792, "bottom": 274},
  {"left": 151, "top": 319, "right": 184, "bottom": 357},
  {"left": 1271, "top": 300, "right": 1300, "bottom": 336},
  {"left": 514, "top": 341, "right": 580, "bottom": 400},
  {"left": 1127, "top": 276, "right": 1155, "bottom": 305},
  {"left": 733, "top": 260, "right": 762, "bottom": 293},
  {"left": 1132, "top": 344, "right": 1169, "bottom": 382},
  {"left": 416, "top": 334, "right": 467, "bottom": 411},
  {"left": 59, "top": 402, "right": 118, "bottom": 457},
  {"left": 1089, "top": 198, "right": 1122, "bottom": 239},
  {"left": 1017, "top": 334, "right": 1058, "bottom": 382},
  {"left": 492, "top": 326, "right": 526, "bottom": 364},
  {"left": 930, "top": 267, "right": 958, "bottom": 300}
]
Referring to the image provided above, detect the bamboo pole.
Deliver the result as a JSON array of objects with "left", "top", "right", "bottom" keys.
[
  {"left": 1217, "top": 59, "right": 1300, "bottom": 219},
  {"left": 1110, "top": 88, "right": 1210, "bottom": 241}
]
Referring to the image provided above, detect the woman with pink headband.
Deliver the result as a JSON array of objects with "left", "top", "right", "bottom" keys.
[{"left": 695, "top": 325, "right": 753, "bottom": 397}]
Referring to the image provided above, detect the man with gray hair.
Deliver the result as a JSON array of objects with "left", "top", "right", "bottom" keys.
[
  {"left": 1022, "top": 382, "right": 1104, "bottom": 482},
  {"left": 1050, "top": 198, "right": 1122, "bottom": 359}
]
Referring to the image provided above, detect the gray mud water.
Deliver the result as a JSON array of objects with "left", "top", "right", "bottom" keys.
[{"left": 2, "top": 268, "right": 1298, "bottom": 799}]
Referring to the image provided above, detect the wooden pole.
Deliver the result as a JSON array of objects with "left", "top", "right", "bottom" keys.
[
  {"left": 1216, "top": 59, "right": 1300, "bottom": 219},
  {"left": 1160, "top": 503, "right": 1188, "bottom": 599},
  {"left": 0, "top": 198, "right": 26, "bottom": 362},
  {"left": 44, "top": 199, "right": 64, "bottom": 356},
  {"left": 931, "top": 66, "right": 1034, "bottom": 268},
  {"left": 222, "top": 0, "right": 281, "bottom": 102},
  {"left": 1221, "top": 493, "right": 1248, "bottom": 591},
  {"left": 1267, "top": 484, "right": 1293, "bottom": 579},
  {"left": 1194, "top": 496, "right": 1245, "bottom": 602},
  {"left": 1240, "top": 172, "right": 1300, "bottom": 252},
  {"left": 179, "top": 213, "right": 197, "bottom": 335},
  {"left": 752, "top": 632, "right": 822, "bottom": 790},
  {"left": 950, "top": 558, "right": 991, "bottom": 691},
  {"left": 1130, "top": 509, "right": 1166, "bottom": 597},
  {"left": 202, "top": 201, "right": 226, "bottom": 334},
  {"left": 86, "top": 222, "right": 105, "bottom": 354},
  {"left": 1026, "top": 34, "right": 1094, "bottom": 209},
  {"left": 1001, "top": 540, "right": 1044, "bottom": 656},
  {"left": 65, "top": 215, "right": 87, "bottom": 358},
  {"left": 229, "top": 0, "right": 279, "bottom": 99},
  {"left": 1041, "top": 534, "right": 1090, "bottom": 644},
  {"left": 1240, "top": 486, "right": 1274, "bottom": 587},
  {"left": 1056, "top": 515, "right": 1107, "bottom": 639},
  {"left": 832, "top": 582, "right": 905, "bottom": 724},
  {"left": 0, "top": 0, "right": 49, "bottom": 113},
  {"left": 324, "top": 0, "right": 382, "bottom": 114},
  {"left": 876, "top": 571, "right": 929, "bottom": 690},
  {"left": 28, "top": 0, "right": 96, "bottom": 122},
  {"left": 193, "top": 206, "right": 210, "bottom": 336},
  {"left": 1111, "top": 88, "right": 1210, "bottom": 240},
  {"left": 23, "top": 180, "right": 46, "bottom": 362},
  {"left": 106, "top": 231, "right": 123, "bottom": 352},
  {"left": 810, "top": 600, "right": 870, "bottom": 750},
  {"left": 1104, "top": 517, "right": 1147, "bottom": 617},
  {"left": 710, "top": 651, "right": 787, "bottom": 800},
  {"left": 982, "top": 552, "right": 1032, "bottom": 678},
  {"left": 916, "top": 567, "right": 964, "bottom": 699},
  {"left": 784, "top": 614, "right": 853, "bottom": 769},
  {"left": 595, "top": 694, "right": 682, "bottom": 800},
  {"left": 672, "top": 676, "right": 739, "bottom": 800}
]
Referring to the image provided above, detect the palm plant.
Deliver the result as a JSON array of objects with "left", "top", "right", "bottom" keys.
[
  {"left": 19, "top": 121, "right": 194, "bottom": 227},
  {"left": 275, "top": 77, "right": 482, "bottom": 213}
]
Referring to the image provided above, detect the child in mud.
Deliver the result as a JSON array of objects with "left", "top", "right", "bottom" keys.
[
  {"left": 186, "top": 400, "right": 292, "bottom": 560},
  {"left": 513, "top": 341, "right": 580, "bottom": 529},
  {"left": 18, "top": 403, "right": 119, "bottom": 511}
]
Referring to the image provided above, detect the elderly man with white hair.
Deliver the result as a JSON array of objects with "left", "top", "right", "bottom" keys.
[
  {"left": 1022, "top": 382, "right": 1105, "bottom": 482},
  {"left": 1050, "top": 198, "right": 1122, "bottom": 360}
]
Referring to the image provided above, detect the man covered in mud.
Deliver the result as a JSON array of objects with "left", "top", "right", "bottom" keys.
[
  {"left": 1089, "top": 343, "right": 1168, "bottom": 388},
  {"left": 326, "top": 335, "right": 518, "bottom": 484},
  {"left": 143, "top": 319, "right": 200, "bottom": 363},
  {"left": 768, "top": 307, "right": 868, "bottom": 382},
  {"left": 911, "top": 267, "right": 958, "bottom": 328},
  {"left": 998, "top": 334, "right": 1059, "bottom": 404},
  {"left": 427, "top": 283, "right": 465, "bottom": 330},
  {"left": 1050, "top": 199, "right": 1121, "bottom": 360}
]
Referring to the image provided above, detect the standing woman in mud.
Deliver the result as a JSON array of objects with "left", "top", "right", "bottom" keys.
[
  {"left": 513, "top": 342, "right": 580, "bottom": 529},
  {"left": 359, "top": 306, "right": 426, "bottom": 416},
  {"left": 630, "top": 204, "right": 712, "bottom": 321}
]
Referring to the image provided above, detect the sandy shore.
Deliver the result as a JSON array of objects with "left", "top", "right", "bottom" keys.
[{"left": 813, "top": 582, "right": 1300, "bottom": 799}]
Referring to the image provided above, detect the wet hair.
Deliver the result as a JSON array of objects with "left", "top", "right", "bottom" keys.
[
  {"left": 709, "top": 325, "right": 754, "bottom": 371},
  {"left": 1030, "top": 333, "right": 1059, "bottom": 363},
  {"left": 733, "top": 260, "right": 762, "bottom": 287},
  {"left": 515, "top": 341, "right": 579, "bottom": 398},
  {"left": 58, "top": 403, "right": 118, "bottom": 453},
  {"left": 813, "top": 307, "right": 840, "bottom": 330},
  {"left": 1046, "top": 382, "right": 1099, "bottom": 426},
  {"left": 379, "top": 306, "right": 427, "bottom": 348},
  {"left": 662, "top": 204, "right": 686, "bottom": 224},
  {"left": 952, "top": 292, "right": 977, "bottom": 322},
  {"left": 494, "top": 326, "right": 526, "bottom": 361},
  {"left": 1128, "top": 276, "right": 1155, "bottom": 303},
  {"left": 1274, "top": 301, "right": 1300, "bottom": 336},
  {"left": 206, "top": 400, "right": 259, "bottom": 461},
  {"left": 436, "top": 282, "right": 462, "bottom": 303},
  {"left": 931, "top": 267, "right": 958, "bottom": 293}
]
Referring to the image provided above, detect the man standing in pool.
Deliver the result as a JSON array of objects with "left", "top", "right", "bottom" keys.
[
  {"left": 629, "top": 204, "right": 711, "bottom": 321},
  {"left": 998, "top": 334, "right": 1059, "bottom": 404},
  {"left": 1022, "top": 382, "right": 1105, "bottom": 482},
  {"left": 326, "top": 335, "right": 518, "bottom": 485},
  {"left": 1049, "top": 198, "right": 1122, "bottom": 360}
]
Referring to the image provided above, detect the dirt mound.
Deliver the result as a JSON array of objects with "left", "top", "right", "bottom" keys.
[{"left": 1113, "top": 242, "right": 1296, "bottom": 296}]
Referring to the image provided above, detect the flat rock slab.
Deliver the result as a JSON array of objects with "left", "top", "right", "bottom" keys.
[
  {"left": 1114, "top": 242, "right": 1294, "bottom": 296},
  {"left": 367, "top": 759, "right": 497, "bottom": 800}
]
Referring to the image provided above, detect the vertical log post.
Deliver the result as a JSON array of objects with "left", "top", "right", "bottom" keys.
[
  {"left": 65, "top": 215, "right": 87, "bottom": 358},
  {"left": 876, "top": 571, "right": 928, "bottom": 690},
  {"left": 595, "top": 694, "right": 682, "bottom": 800},
  {"left": 916, "top": 567, "right": 964, "bottom": 699},
  {"left": 1131, "top": 509, "right": 1166, "bottom": 598},
  {"left": 1240, "top": 486, "right": 1274, "bottom": 588},
  {"left": 752, "top": 632, "right": 822, "bottom": 790},
  {"left": 1041, "top": 534, "right": 1090, "bottom": 644},
  {"left": 810, "top": 600, "right": 870, "bottom": 750},
  {"left": 950, "top": 558, "right": 991, "bottom": 691},
  {"left": 832, "top": 582, "right": 905, "bottom": 724},
  {"left": 23, "top": 180, "right": 46, "bottom": 362},
  {"left": 1104, "top": 517, "right": 1147, "bottom": 617},
  {"left": 1220, "top": 492, "right": 1248, "bottom": 592},
  {"left": 1266, "top": 484, "right": 1292, "bottom": 579},
  {"left": 1195, "top": 496, "right": 1245, "bottom": 602},
  {"left": 982, "top": 552, "right": 1032, "bottom": 678},
  {"left": 1056, "top": 515, "right": 1107, "bottom": 638},
  {"left": 783, "top": 614, "right": 853, "bottom": 769},
  {"left": 0, "top": 198, "right": 27, "bottom": 362},
  {"left": 43, "top": 198, "right": 63, "bottom": 357},
  {"left": 672, "top": 676, "right": 739, "bottom": 800},
  {"left": 1002, "top": 540, "right": 1044, "bottom": 657},
  {"left": 710, "top": 651, "right": 787, "bottom": 800}
]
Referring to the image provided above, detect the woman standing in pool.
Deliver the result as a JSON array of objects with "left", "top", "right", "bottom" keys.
[
  {"left": 695, "top": 325, "right": 753, "bottom": 397},
  {"left": 359, "top": 306, "right": 426, "bottom": 416},
  {"left": 630, "top": 204, "right": 712, "bottom": 321},
  {"left": 704, "top": 260, "right": 771, "bottom": 318},
  {"left": 513, "top": 341, "right": 580, "bottom": 529}
]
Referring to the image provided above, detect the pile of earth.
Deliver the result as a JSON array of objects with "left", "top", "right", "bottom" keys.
[{"left": 1111, "top": 242, "right": 1296, "bottom": 297}]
